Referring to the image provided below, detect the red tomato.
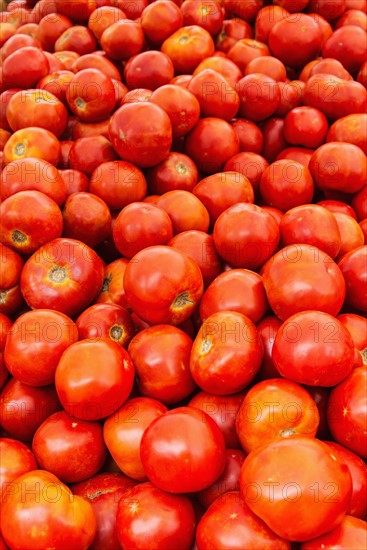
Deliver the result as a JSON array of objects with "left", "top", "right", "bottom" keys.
[
  {"left": 322, "top": 26, "right": 367, "bottom": 74},
  {"left": 227, "top": 38, "right": 269, "bottom": 74},
  {"left": 116, "top": 482, "right": 196, "bottom": 550},
  {"left": 124, "top": 245, "right": 204, "bottom": 326},
  {"left": 156, "top": 190, "right": 210, "bottom": 234},
  {"left": 0, "top": 190, "right": 63, "bottom": 254},
  {"left": 88, "top": 6, "right": 127, "bottom": 41},
  {"left": 181, "top": 0, "right": 223, "bottom": 35},
  {"left": 161, "top": 25, "right": 215, "bottom": 74},
  {"left": 140, "top": 406, "right": 226, "bottom": 493},
  {"left": 128, "top": 325, "right": 196, "bottom": 404},
  {"left": 146, "top": 152, "right": 198, "bottom": 194},
  {"left": 327, "top": 366, "right": 367, "bottom": 458},
  {"left": 338, "top": 246, "right": 367, "bottom": 311},
  {"left": 273, "top": 310, "right": 355, "bottom": 386},
  {"left": 224, "top": 151, "right": 269, "bottom": 195},
  {"left": 193, "top": 55, "right": 242, "bottom": 88},
  {"left": 317, "top": 199, "right": 357, "bottom": 220},
  {"left": 245, "top": 55, "right": 287, "bottom": 81},
  {"left": 217, "top": 17, "right": 253, "bottom": 52},
  {"left": 240, "top": 436, "right": 352, "bottom": 541},
  {"left": 337, "top": 313, "right": 367, "bottom": 358},
  {"left": 262, "top": 244, "right": 346, "bottom": 320},
  {"left": 94, "top": 258, "right": 129, "bottom": 309},
  {"left": 72, "top": 472, "right": 136, "bottom": 550},
  {"left": 54, "top": 25, "right": 97, "bottom": 55},
  {"left": 190, "top": 311, "right": 263, "bottom": 395},
  {"left": 4, "top": 309, "right": 78, "bottom": 387},
  {"left": 104, "top": 396, "right": 168, "bottom": 481},
  {"left": 60, "top": 169, "right": 89, "bottom": 196},
  {"left": 20, "top": 238, "right": 104, "bottom": 317},
  {"left": 352, "top": 186, "right": 367, "bottom": 222},
  {"left": 196, "top": 491, "right": 291, "bottom": 550},
  {"left": 100, "top": 19, "right": 144, "bottom": 60},
  {"left": 149, "top": 84, "right": 200, "bottom": 138},
  {"left": 76, "top": 303, "right": 135, "bottom": 349},
  {"left": 333, "top": 211, "right": 365, "bottom": 259},
  {"left": 236, "top": 378, "right": 320, "bottom": 453},
  {"left": 200, "top": 269, "right": 268, "bottom": 324},
  {"left": 124, "top": 51, "right": 174, "bottom": 91},
  {"left": 2, "top": 46, "right": 49, "bottom": 89},
  {"left": 259, "top": 159, "right": 314, "bottom": 212},
  {"left": 256, "top": 316, "right": 282, "bottom": 380},
  {"left": 54, "top": 0, "right": 96, "bottom": 23},
  {"left": 3, "top": 127, "right": 61, "bottom": 165},
  {"left": 37, "top": 70, "right": 74, "bottom": 106},
  {"left": 109, "top": 102, "right": 172, "bottom": 168},
  {"left": 37, "top": 13, "right": 73, "bottom": 51},
  {"left": 231, "top": 118, "right": 264, "bottom": 154},
  {"left": 283, "top": 106, "right": 328, "bottom": 149},
  {"left": 66, "top": 68, "right": 116, "bottom": 123},
  {"left": 0, "top": 378, "right": 61, "bottom": 441},
  {"left": 237, "top": 74, "right": 280, "bottom": 122},
  {"left": 275, "top": 80, "right": 304, "bottom": 117},
  {"left": 32, "top": 410, "right": 107, "bottom": 483},
  {"left": 327, "top": 113, "right": 367, "bottom": 154},
  {"left": 69, "top": 136, "right": 119, "bottom": 177},
  {"left": 261, "top": 117, "right": 288, "bottom": 163},
  {"left": 1, "top": 470, "right": 97, "bottom": 550},
  {"left": 255, "top": 5, "right": 289, "bottom": 44},
  {"left": 0, "top": 438, "right": 37, "bottom": 497},
  {"left": 141, "top": 0, "right": 183, "bottom": 46},
  {"left": 279, "top": 204, "right": 341, "bottom": 258},
  {"left": 213, "top": 203, "right": 280, "bottom": 270},
  {"left": 55, "top": 338, "right": 134, "bottom": 420},
  {"left": 300, "top": 515, "right": 367, "bottom": 550}
]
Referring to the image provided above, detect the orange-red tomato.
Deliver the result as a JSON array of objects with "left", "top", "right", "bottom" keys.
[
  {"left": 161, "top": 25, "right": 215, "bottom": 74},
  {"left": 3, "top": 127, "right": 61, "bottom": 165},
  {"left": 0, "top": 438, "right": 37, "bottom": 498}
]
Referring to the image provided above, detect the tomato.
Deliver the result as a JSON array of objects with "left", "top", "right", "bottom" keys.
[
  {"left": 54, "top": 25, "right": 97, "bottom": 55},
  {"left": 352, "top": 186, "right": 367, "bottom": 222},
  {"left": 66, "top": 68, "right": 115, "bottom": 123},
  {"left": 161, "top": 25, "right": 215, "bottom": 74},
  {"left": 255, "top": 5, "right": 288, "bottom": 44},
  {"left": 94, "top": 258, "right": 129, "bottom": 309},
  {"left": 1, "top": 470, "right": 97, "bottom": 550},
  {"left": 327, "top": 113, "right": 367, "bottom": 154},
  {"left": 37, "top": 13, "right": 73, "bottom": 51},
  {"left": 32, "top": 410, "right": 107, "bottom": 483},
  {"left": 262, "top": 244, "right": 346, "bottom": 320},
  {"left": 283, "top": 106, "right": 328, "bottom": 149},
  {"left": 190, "top": 311, "right": 263, "bottom": 395},
  {"left": 124, "top": 245, "right": 203, "bottom": 326},
  {"left": 2, "top": 46, "right": 49, "bottom": 89},
  {"left": 88, "top": 6, "right": 127, "bottom": 41},
  {"left": 224, "top": 151, "right": 268, "bottom": 195},
  {"left": 54, "top": 0, "right": 96, "bottom": 23},
  {"left": 53, "top": 49, "right": 80, "bottom": 70},
  {"left": 181, "top": 0, "right": 223, "bottom": 36},
  {"left": 227, "top": 38, "right": 269, "bottom": 74},
  {"left": 104, "top": 397, "right": 168, "bottom": 481},
  {"left": 231, "top": 118, "right": 263, "bottom": 154},
  {"left": 109, "top": 102, "right": 172, "bottom": 168},
  {"left": 100, "top": 19, "right": 144, "bottom": 60},
  {"left": 120, "top": 87, "right": 152, "bottom": 104},
  {"left": 279, "top": 204, "right": 341, "bottom": 258},
  {"left": 273, "top": 310, "right": 355, "bottom": 386},
  {"left": 0, "top": 438, "right": 37, "bottom": 497},
  {"left": 326, "top": 441, "right": 367, "bottom": 519},
  {"left": 0, "top": 243, "right": 23, "bottom": 292},
  {"left": 124, "top": 51, "right": 174, "bottom": 91},
  {"left": 259, "top": 159, "right": 314, "bottom": 212},
  {"left": 236, "top": 74, "right": 280, "bottom": 122},
  {"left": 308, "top": 58, "right": 353, "bottom": 81},
  {"left": 261, "top": 117, "right": 288, "bottom": 163},
  {"left": 72, "top": 473, "right": 136, "bottom": 550},
  {"left": 317, "top": 199, "right": 357, "bottom": 220},
  {"left": 141, "top": 0, "right": 183, "bottom": 46},
  {"left": 146, "top": 152, "right": 198, "bottom": 194},
  {"left": 337, "top": 314, "right": 367, "bottom": 360},
  {"left": 236, "top": 378, "right": 319, "bottom": 453},
  {"left": 322, "top": 26, "right": 367, "bottom": 75},
  {"left": 0, "top": 378, "right": 60, "bottom": 441},
  {"left": 240, "top": 436, "right": 352, "bottom": 541},
  {"left": 116, "top": 482, "right": 196, "bottom": 550},
  {"left": 20, "top": 238, "right": 104, "bottom": 316},
  {"left": 301, "top": 515, "right": 367, "bottom": 549},
  {"left": 193, "top": 56, "right": 242, "bottom": 88},
  {"left": 3, "top": 127, "right": 61, "bottom": 165},
  {"left": 55, "top": 338, "right": 134, "bottom": 420},
  {"left": 274, "top": 80, "right": 305, "bottom": 118},
  {"left": 200, "top": 269, "right": 268, "bottom": 324},
  {"left": 256, "top": 316, "right": 282, "bottom": 380},
  {"left": 37, "top": 70, "right": 74, "bottom": 106},
  {"left": 60, "top": 169, "right": 89, "bottom": 196},
  {"left": 140, "top": 406, "right": 226, "bottom": 493},
  {"left": 213, "top": 203, "right": 280, "bottom": 270},
  {"left": 333, "top": 211, "right": 365, "bottom": 259},
  {"left": 338, "top": 246, "right": 367, "bottom": 311},
  {"left": 0, "top": 190, "right": 63, "bottom": 254},
  {"left": 156, "top": 190, "right": 210, "bottom": 234},
  {"left": 128, "top": 325, "right": 195, "bottom": 404},
  {"left": 327, "top": 366, "right": 367, "bottom": 458},
  {"left": 76, "top": 303, "right": 135, "bottom": 349},
  {"left": 69, "top": 136, "right": 119, "bottom": 177},
  {"left": 196, "top": 491, "right": 291, "bottom": 550},
  {"left": 216, "top": 17, "right": 253, "bottom": 52}
]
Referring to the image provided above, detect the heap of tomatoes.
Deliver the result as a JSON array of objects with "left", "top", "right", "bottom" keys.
[{"left": 0, "top": 0, "right": 366, "bottom": 549}]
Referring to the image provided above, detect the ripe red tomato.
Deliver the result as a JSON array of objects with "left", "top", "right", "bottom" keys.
[
  {"left": 256, "top": 316, "right": 282, "bottom": 380},
  {"left": 1, "top": 470, "right": 97, "bottom": 550},
  {"left": 3, "top": 127, "right": 61, "bottom": 165},
  {"left": 76, "top": 303, "right": 135, "bottom": 349},
  {"left": 300, "top": 515, "right": 367, "bottom": 549},
  {"left": 100, "top": 19, "right": 144, "bottom": 60},
  {"left": 196, "top": 492, "right": 291, "bottom": 550},
  {"left": 2, "top": 46, "right": 49, "bottom": 89},
  {"left": 333, "top": 211, "right": 365, "bottom": 259},
  {"left": 227, "top": 38, "right": 270, "bottom": 74},
  {"left": 161, "top": 25, "right": 215, "bottom": 74},
  {"left": 262, "top": 244, "right": 346, "bottom": 320},
  {"left": 124, "top": 51, "right": 174, "bottom": 91},
  {"left": 337, "top": 313, "right": 367, "bottom": 357},
  {"left": 37, "top": 13, "right": 73, "bottom": 51},
  {"left": 124, "top": 245, "right": 204, "bottom": 326},
  {"left": 141, "top": 0, "right": 183, "bottom": 46},
  {"left": 88, "top": 6, "right": 127, "bottom": 41},
  {"left": 0, "top": 437, "right": 37, "bottom": 497},
  {"left": 146, "top": 152, "right": 198, "bottom": 194},
  {"left": 337, "top": 246, "right": 367, "bottom": 312},
  {"left": 322, "top": 25, "right": 367, "bottom": 75},
  {"left": 236, "top": 378, "right": 320, "bottom": 453},
  {"left": 156, "top": 190, "right": 210, "bottom": 234},
  {"left": 190, "top": 311, "right": 263, "bottom": 395},
  {"left": 37, "top": 70, "right": 74, "bottom": 106},
  {"left": 94, "top": 258, "right": 129, "bottom": 309},
  {"left": 240, "top": 436, "right": 352, "bottom": 541},
  {"left": 194, "top": 55, "right": 242, "bottom": 88},
  {"left": 224, "top": 151, "right": 269, "bottom": 194},
  {"left": 283, "top": 106, "right": 328, "bottom": 149},
  {"left": 116, "top": 482, "right": 196, "bottom": 550},
  {"left": 140, "top": 406, "right": 226, "bottom": 493},
  {"left": 237, "top": 73, "right": 280, "bottom": 122},
  {"left": 66, "top": 68, "right": 116, "bottom": 123},
  {"left": 62, "top": 192, "right": 111, "bottom": 248},
  {"left": 54, "top": 25, "right": 97, "bottom": 55},
  {"left": 327, "top": 113, "right": 367, "bottom": 154}
]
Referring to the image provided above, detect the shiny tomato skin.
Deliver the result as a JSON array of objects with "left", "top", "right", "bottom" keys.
[
  {"left": 337, "top": 313, "right": 367, "bottom": 356},
  {"left": 193, "top": 56, "right": 242, "bottom": 89},
  {"left": 72, "top": 54, "right": 122, "bottom": 82},
  {"left": 100, "top": 19, "right": 144, "bottom": 61},
  {"left": 327, "top": 366, "right": 367, "bottom": 458},
  {"left": 300, "top": 515, "right": 367, "bottom": 550},
  {"left": 275, "top": 80, "right": 304, "bottom": 118},
  {"left": 141, "top": 0, "right": 183, "bottom": 46},
  {"left": 213, "top": 203, "right": 280, "bottom": 270},
  {"left": 128, "top": 325, "right": 195, "bottom": 404},
  {"left": 1, "top": 470, "right": 97, "bottom": 550},
  {"left": 190, "top": 311, "right": 263, "bottom": 395},
  {"left": 256, "top": 316, "right": 282, "bottom": 380},
  {"left": 0, "top": 244, "right": 23, "bottom": 293},
  {"left": 273, "top": 311, "right": 355, "bottom": 387},
  {"left": 72, "top": 473, "right": 136, "bottom": 550},
  {"left": 32, "top": 410, "right": 107, "bottom": 483},
  {"left": 327, "top": 113, "right": 367, "bottom": 154},
  {"left": 116, "top": 482, "right": 196, "bottom": 550},
  {"left": 322, "top": 25, "right": 367, "bottom": 75},
  {"left": 60, "top": 169, "right": 89, "bottom": 196},
  {"left": 227, "top": 38, "right": 270, "bottom": 74},
  {"left": 66, "top": 68, "right": 116, "bottom": 123},
  {"left": 237, "top": 74, "right": 280, "bottom": 122},
  {"left": 0, "top": 379, "right": 61, "bottom": 441},
  {"left": 103, "top": 397, "right": 168, "bottom": 481},
  {"left": 76, "top": 303, "right": 135, "bottom": 349},
  {"left": 149, "top": 84, "right": 200, "bottom": 138},
  {"left": 181, "top": 0, "right": 224, "bottom": 36},
  {"left": 200, "top": 269, "right": 268, "bottom": 324},
  {"left": 124, "top": 245, "right": 204, "bottom": 326},
  {"left": 352, "top": 186, "right": 367, "bottom": 222},
  {"left": 87, "top": 6, "right": 127, "bottom": 41},
  {"left": 259, "top": 159, "right": 314, "bottom": 212},
  {"left": 231, "top": 118, "right": 263, "bottom": 154},
  {"left": 262, "top": 244, "right": 346, "bottom": 321},
  {"left": 156, "top": 190, "right": 210, "bottom": 235},
  {"left": 146, "top": 152, "right": 198, "bottom": 194},
  {"left": 20, "top": 238, "right": 105, "bottom": 317},
  {"left": 333, "top": 211, "right": 365, "bottom": 259},
  {"left": 236, "top": 378, "right": 319, "bottom": 453},
  {"left": 54, "top": 25, "right": 97, "bottom": 55},
  {"left": 0, "top": 438, "right": 37, "bottom": 498},
  {"left": 196, "top": 491, "right": 291, "bottom": 550},
  {"left": 2, "top": 46, "right": 49, "bottom": 89},
  {"left": 69, "top": 136, "right": 119, "bottom": 177},
  {"left": 55, "top": 338, "right": 134, "bottom": 420},
  {"left": 279, "top": 204, "right": 341, "bottom": 258},
  {"left": 37, "top": 70, "right": 74, "bottom": 106},
  {"left": 283, "top": 106, "right": 328, "bottom": 149},
  {"left": 109, "top": 102, "right": 172, "bottom": 168},
  {"left": 37, "top": 13, "right": 73, "bottom": 51},
  {"left": 240, "top": 436, "right": 352, "bottom": 542},
  {"left": 338, "top": 246, "right": 367, "bottom": 311},
  {"left": 3, "top": 127, "right": 61, "bottom": 165},
  {"left": 255, "top": 5, "right": 289, "bottom": 44},
  {"left": 317, "top": 199, "right": 357, "bottom": 220},
  {"left": 161, "top": 25, "right": 215, "bottom": 74},
  {"left": 224, "top": 151, "right": 268, "bottom": 195},
  {"left": 140, "top": 406, "right": 226, "bottom": 493},
  {"left": 261, "top": 117, "right": 288, "bottom": 164},
  {"left": 325, "top": 441, "right": 367, "bottom": 519},
  {"left": 124, "top": 51, "right": 174, "bottom": 91},
  {"left": 4, "top": 309, "right": 78, "bottom": 387},
  {"left": 0, "top": 190, "right": 63, "bottom": 254},
  {"left": 185, "top": 117, "right": 240, "bottom": 174},
  {"left": 94, "top": 258, "right": 129, "bottom": 309}
]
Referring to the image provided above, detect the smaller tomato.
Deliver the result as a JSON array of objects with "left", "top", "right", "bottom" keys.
[
  {"left": 227, "top": 38, "right": 270, "bottom": 74},
  {"left": 146, "top": 152, "right": 198, "bottom": 194},
  {"left": 141, "top": 0, "right": 183, "bottom": 46},
  {"left": 0, "top": 438, "right": 37, "bottom": 498},
  {"left": 156, "top": 190, "right": 210, "bottom": 235},
  {"left": 69, "top": 136, "right": 119, "bottom": 177},
  {"left": 327, "top": 113, "right": 367, "bottom": 154},
  {"left": 54, "top": 25, "right": 97, "bottom": 55},
  {"left": 37, "top": 13, "right": 73, "bottom": 51},
  {"left": 224, "top": 151, "right": 269, "bottom": 195},
  {"left": 161, "top": 25, "right": 215, "bottom": 74},
  {"left": 88, "top": 6, "right": 127, "bottom": 41},
  {"left": 231, "top": 118, "right": 263, "bottom": 154},
  {"left": 217, "top": 17, "right": 253, "bottom": 52},
  {"left": 283, "top": 106, "right": 328, "bottom": 149},
  {"left": 124, "top": 51, "right": 174, "bottom": 91},
  {"left": 338, "top": 246, "right": 367, "bottom": 312},
  {"left": 76, "top": 303, "right": 135, "bottom": 349},
  {"left": 333, "top": 211, "right": 365, "bottom": 259},
  {"left": 100, "top": 19, "right": 144, "bottom": 60},
  {"left": 2, "top": 46, "right": 49, "bottom": 89},
  {"left": 149, "top": 84, "right": 200, "bottom": 138},
  {"left": 237, "top": 74, "right": 280, "bottom": 122},
  {"left": 62, "top": 192, "right": 111, "bottom": 248}
]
